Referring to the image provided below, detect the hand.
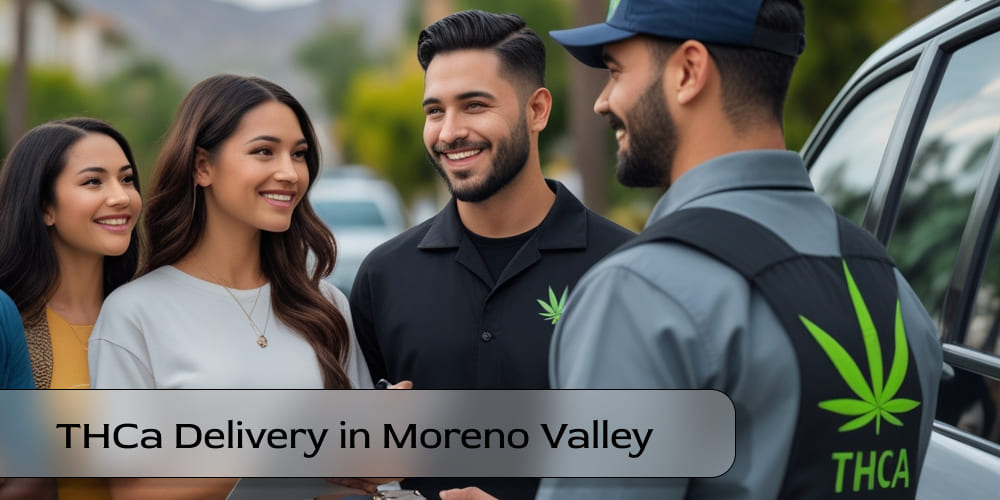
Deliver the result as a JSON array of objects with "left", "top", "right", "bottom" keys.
[
  {"left": 389, "top": 380, "right": 412, "bottom": 389},
  {"left": 439, "top": 487, "right": 498, "bottom": 500},
  {"left": 325, "top": 478, "right": 404, "bottom": 495}
]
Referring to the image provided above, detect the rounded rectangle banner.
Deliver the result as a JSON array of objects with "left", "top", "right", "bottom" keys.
[{"left": 0, "top": 389, "right": 733, "bottom": 477}]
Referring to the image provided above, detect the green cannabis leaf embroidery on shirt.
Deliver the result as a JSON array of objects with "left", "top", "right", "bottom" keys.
[
  {"left": 799, "top": 260, "right": 920, "bottom": 435},
  {"left": 537, "top": 286, "right": 568, "bottom": 325}
]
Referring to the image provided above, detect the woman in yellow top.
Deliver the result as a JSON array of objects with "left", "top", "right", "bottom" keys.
[{"left": 0, "top": 117, "right": 142, "bottom": 500}]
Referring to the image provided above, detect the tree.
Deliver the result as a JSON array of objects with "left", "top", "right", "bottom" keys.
[
  {"left": 567, "top": 0, "right": 611, "bottom": 213},
  {"left": 0, "top": 59, "right": 184, "bottom": 190},
  {"left": 785, "top": 0, "right": 946, "bottom": 150},
  {"left": 3, "top": 0, "right": 31, "bottom": 151},
  {"left": 296, "top": 24, "right": 374, "bottom": 116},
  {"left": 457, "top": 0, "right": 571, "bottom": 161},
  {"left": 94, "top": 58, "right": 186, "bottom": 186},
  {"left": 0, "top": 65, "right": 96, "bottom": 157},
  {"left": 301, "top": 0, "right": 572, "bottom": 204},
  {"left": 340, "top": 64, "right": 430, "bottom": 202}
]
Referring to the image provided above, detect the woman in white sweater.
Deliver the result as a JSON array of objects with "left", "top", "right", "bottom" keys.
[{"left": 89, "top": 74, "right": 376, "bottom": 499}]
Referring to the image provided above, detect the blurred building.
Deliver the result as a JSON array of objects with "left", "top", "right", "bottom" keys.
[{"left": 0, "top": 0, "right": 127, "bottom": 82}]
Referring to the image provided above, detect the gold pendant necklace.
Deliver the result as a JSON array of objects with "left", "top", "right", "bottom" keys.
[
  {"left": 204, "top": 269, "right": 270, "bottom": 348},
  {"left": 218, "top": 285, "right": 269, "bottom": 348}
]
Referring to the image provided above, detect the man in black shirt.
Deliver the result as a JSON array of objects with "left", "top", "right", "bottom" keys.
[{"left": 349, "top": 10, "right": 634, "bottom": 500}]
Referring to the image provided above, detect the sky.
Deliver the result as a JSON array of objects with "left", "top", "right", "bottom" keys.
[{"left": 214, "top": 0, "right": 318, "bottom": 11}]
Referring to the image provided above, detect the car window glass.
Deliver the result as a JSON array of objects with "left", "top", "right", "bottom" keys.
[
  {"left": 937, "top": 363, "right": 1000, "bottom": 445},
  {"left": 889, "top": 31, "right": 1000, "bottom": 322},
  {"left": 966, "top": 214, "right": 1000, "bottom": 361},
  {"left": 960, "top": 225, "right": 1000, "bottom": 445},
  {"left": 809, "top": 73, "right": 912, "bottom": 224},
  {"left": 313, "top": 200, "right": 387, "bottom": 228}
]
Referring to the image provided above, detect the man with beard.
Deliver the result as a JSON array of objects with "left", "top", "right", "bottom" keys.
[
  {"left": 441, "top": 0, "right": 942, "bottom": 499},
  {"left": 349, "top": 10, "right": 633, "bottom": 500}
]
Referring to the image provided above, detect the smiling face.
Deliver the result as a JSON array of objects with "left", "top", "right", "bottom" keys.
[
  {"left": 196, "top": 100, "right": 310, "bottom": 234},
  {"left": 422, "top": 49, "right": 531, "bottom": 202},
  {"left": 44, "top": 133, "right": 141, "bottom": 260},
  {"left": 596, "top": 37, "right": 676, "bottom": 188}
]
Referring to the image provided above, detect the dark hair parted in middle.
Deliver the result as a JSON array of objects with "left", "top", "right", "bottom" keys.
[
  {"left": 143, "top": 74, "right": 352, "bottom": 389},
  {"left": 0, "top": 117, "right": 141, "bottom": 320},
  {"left": 418, "top": 10, "right": 546, "bottom": 92}
]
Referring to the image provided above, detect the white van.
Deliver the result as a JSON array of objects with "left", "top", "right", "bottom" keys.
[{"left": 803, "top": 1, "right": 1000, "bottom": 496}]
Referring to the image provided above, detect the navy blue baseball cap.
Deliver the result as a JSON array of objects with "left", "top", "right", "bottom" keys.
[{"left": 550, "top": 0, "right": 805, "bottom": 68}]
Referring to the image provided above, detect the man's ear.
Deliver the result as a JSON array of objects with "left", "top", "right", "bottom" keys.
[
  {"left": 670, "top": 40, "right": 712, "bottom": 106},
  {"left": 194, "top": 147, "right": 213, "bottom": 187},
  {"left": 526, "top": 87, "right": 552, "bottom": 133}
]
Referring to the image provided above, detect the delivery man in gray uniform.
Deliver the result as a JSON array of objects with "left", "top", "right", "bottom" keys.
[{"left": 441, "top": 0, "right": 943, "bottom": 499}]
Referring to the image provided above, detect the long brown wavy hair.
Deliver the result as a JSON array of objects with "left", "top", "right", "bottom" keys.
[{"left": 142, "top": 74, "right": 351, "bottom": 389}]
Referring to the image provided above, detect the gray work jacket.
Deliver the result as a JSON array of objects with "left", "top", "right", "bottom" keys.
[{"left": 539, "top": 150, "right": 942, "bottom": 499}]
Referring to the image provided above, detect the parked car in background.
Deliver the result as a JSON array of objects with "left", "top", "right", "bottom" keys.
[
  {"left": 310, "top": 166, "right": 407, "bottom": 295},
  {"left": 802, "top": 0, "right": 1000, "bottom": 496}
]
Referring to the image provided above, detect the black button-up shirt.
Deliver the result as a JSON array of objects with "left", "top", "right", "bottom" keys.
[
  {"left": 350, "top": 180, "right": 634, "bottom": 390},
  {"left": 349, "top": 180, "right": 633, "bottom": 500}
]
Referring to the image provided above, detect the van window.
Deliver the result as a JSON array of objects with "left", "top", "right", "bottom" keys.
[
  {"left": 809, "top": 73, "right": 912, "bottom": 224},
  {"left": 955, "top": 219, "right": 1000, "bottom": 445},
  {"left": 888, "top": 31, "right": 1000, "bottom": 321},
  {"left": 936, "top": 363, "right": 1000, "bottom": 444},
  {"left": 966, "top": 210, "right": 1000, "bottom": 360}
]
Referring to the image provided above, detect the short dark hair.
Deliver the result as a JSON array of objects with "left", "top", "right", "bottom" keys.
[
  {"left": 648, "top": 0, "right": 804, "bottom": 128},
  {"left": 417, "top": 10, "right": 546, "bottom": 94}
]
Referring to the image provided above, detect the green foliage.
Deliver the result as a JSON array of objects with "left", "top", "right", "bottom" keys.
[
  {"left": 340, "top": 65, "right": 430, "bottom": 202},
  {"left": 456, "top": 0, "right": 572, "bottom": 158},
  {"left": 1, "top": 59, "right": 184, "bottom": 189},
  {"left": 296, "top": 24, "right": 374, "bottom": 115},
  {"left": 93, "top": 58, "right": 186, "bottom": 187},
  {"left": 786, "top": 0, "right": 941, "bottom": 151},
  {"left": 298, "top": 0, "right": 571, "bottom": 204},
  {"left": 0, "top": 65, "right": 99, "bottom": 153},
  {"left": 297, "top": 0, "right": 948, "bottom": 221}
]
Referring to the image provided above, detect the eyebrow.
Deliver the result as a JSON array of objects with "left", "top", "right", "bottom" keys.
[
  {"left": 76, "top": 165, "right": 134, "bottom": 175},
  {"left": 602, "top": 51, "right": 620, "bottom": 66},
  {"left": 245, "top": 136, "right": 308, "bottom": 146},
  {"left": 422, "top": 90, "right": 497, "bottom": 107}
]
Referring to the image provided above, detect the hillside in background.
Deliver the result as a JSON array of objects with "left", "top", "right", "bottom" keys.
[
  {"left": 69, "top": 0, "right": 407, "bottom": 160},
  {"left": 72, "top": 0, "right": 405, "bottom": 82}
]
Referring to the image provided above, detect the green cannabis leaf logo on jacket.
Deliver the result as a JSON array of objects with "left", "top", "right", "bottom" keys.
[
  {"left": 800, "top": 261, "right": 920, "bottom": 435},
  {"left": 538, "top": 286, "right": 568, "bottom": 325}
]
